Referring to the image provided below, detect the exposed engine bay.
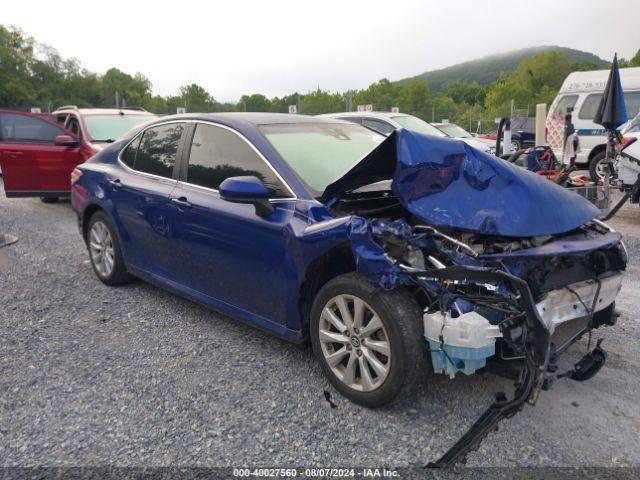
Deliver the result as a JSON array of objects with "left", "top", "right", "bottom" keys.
[
  {"left": 336, "top": 207, "right": 626, "bottom": 466},
  {"left": 314, "top": 128, "right": 628, "bottom": 467}
]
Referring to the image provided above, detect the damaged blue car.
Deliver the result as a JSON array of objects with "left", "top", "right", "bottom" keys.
[{"left": 72, "top": 113, "right": 627, "bottom": 467}]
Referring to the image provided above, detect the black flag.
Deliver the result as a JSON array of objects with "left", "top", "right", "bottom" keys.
[{"left": 594, "top": 54, "right": 628, "bottom": 131}]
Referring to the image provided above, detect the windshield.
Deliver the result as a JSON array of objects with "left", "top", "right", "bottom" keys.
[
  {"left": 391, "top": 115, "right": 447, "bottom": 137},
  {"left": 436, "top": 123, "right": 472, "bottom": 138},
  {"left": 623, "top": 113, "right": 640, "bottom": 134},
  {"left": 260, "top": 123, "right": 383, "bottom": 195},
  {"left": 84, "top": 114, "right": 157, "bottom": 142}
]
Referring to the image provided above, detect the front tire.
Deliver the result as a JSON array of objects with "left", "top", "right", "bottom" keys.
[
  {"left": 86, "top": 211, "right": 132, "bottom": 286},
  {"left": 589, "top": 151, "right": 608, "bottom": 181},
  {"left": 310, "top": 273, "right": 425, "bottom": 408}
]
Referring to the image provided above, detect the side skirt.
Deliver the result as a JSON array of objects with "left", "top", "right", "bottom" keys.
[
  {"left": 127, "top": 264, "right": 304, "bottom": 344},
  {"left": 5, "top": 190, "right": 70, "bottom": 198}
]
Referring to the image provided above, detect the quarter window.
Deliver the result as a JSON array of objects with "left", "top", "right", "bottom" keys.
[
  {"left": 67, "top": 117, "right": 82, "bottom": 137},
  {"left": 361, "top": 118, "right": 395, "bottom": 136},
  {"left": 187, "top": 123, "right": 288, "bottom": 197},
  {"left": 120, "top": 135, "right": 141, "bottom": 169},
  {"left": 551, "top": 95, "right": 578, "bottom": 116},
  {"left": 121, "top": 123, "right": 184, "bottom": 179},
  {"left": 0, "top": 113, "right": 65, "bottom": 143}
]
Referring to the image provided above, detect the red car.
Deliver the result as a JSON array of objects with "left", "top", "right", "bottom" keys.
[{"left": 0, "top": 110, "right": 95, "bottom": 201}]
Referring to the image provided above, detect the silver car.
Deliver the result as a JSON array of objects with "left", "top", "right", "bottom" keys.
[{"left": 319, "top": 112, "right": 494, "bottom": 154}]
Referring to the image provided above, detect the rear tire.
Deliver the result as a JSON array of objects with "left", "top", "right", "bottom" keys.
[
  {"left": 86, "top": 211, "right": 132, "bottom": 286},
  {"left": 310, "top": 272, "right": 426, "bottom": 408}
]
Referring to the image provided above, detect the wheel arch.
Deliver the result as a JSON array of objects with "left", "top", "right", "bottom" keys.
[
  {"left": 588, "top": 143, "right": 606, "bottom": 163},
  {"left": 81, "top": 201, "right": 110, "bottom": 243},
  {"left": 298, "top": 243, "right": 357, "bottom": 340}
]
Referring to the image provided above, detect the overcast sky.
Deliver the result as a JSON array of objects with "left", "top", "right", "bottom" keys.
[{"left": 4, "top": 0, "right": 639, "bottom": 102}]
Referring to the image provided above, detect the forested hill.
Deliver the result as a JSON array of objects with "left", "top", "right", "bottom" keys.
[{"left": 395, "top": 46, "right": 609, "bottom": 92}]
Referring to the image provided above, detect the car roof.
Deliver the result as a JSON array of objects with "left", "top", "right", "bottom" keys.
[
  {"left": 0, "top": 109, "right": 50, "bottom": 117},
  {"left": 187, "top": 112, "right": 350, "bottom": 124},
  {"left": 320, "top": 111, "right": 407, "bottom": 120},
  {"left": 559, "top": 67, "right": 640, "bottom": 93},
  {"left": 53, "top": 108, "right": 155, "bottom": 116},
  {"left": 144, "top": 112, "right": 353, "bottom": 128}
]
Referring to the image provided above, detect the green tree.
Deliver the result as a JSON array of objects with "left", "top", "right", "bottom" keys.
[
  {"left": 619, "top": 49, "right": 640, "bottom": 68},
  {"left": 299, "top": 89, "right": 344, "bottom": 114},
  {"left": 269, "top": 93, "right": 300, "bottom": 113},
  {"left": 395, "top": 80, "right": 431, "bottom": 117},
  {"left": 238, "top": 93, "right": 272, "bottom": 112},
  {"left": 484, "top": 52, "right": 572, "bottom": 118},
  {"left": 101, "top": 68, "right": 152, "bottom": 108},
  {"left": 352, "top": 79, "right": 399, "bottom": 112},
  {"left": 178, "top": 83, "right": 218, "bottom": 112}
]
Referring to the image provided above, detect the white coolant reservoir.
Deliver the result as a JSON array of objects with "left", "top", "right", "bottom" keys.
[{"left": 423, "top": 311, "right": 502, "bottom": 378}]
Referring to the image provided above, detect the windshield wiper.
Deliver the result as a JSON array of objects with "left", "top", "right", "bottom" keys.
[{"left": 94, "top": 139, "right": 116, "bottom": 143}]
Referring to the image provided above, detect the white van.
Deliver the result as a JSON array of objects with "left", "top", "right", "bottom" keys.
[{"left": 545, "top": 67, "right": 640, "bottom": 180}]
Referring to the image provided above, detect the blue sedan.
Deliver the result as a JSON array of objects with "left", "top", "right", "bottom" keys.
[{"left": 72, "top": 112, "right": 625, "bottom": 467}]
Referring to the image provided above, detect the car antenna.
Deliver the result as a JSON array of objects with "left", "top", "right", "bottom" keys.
[{"left": 115, "top": 91, "right": 125, "bottom": 115}]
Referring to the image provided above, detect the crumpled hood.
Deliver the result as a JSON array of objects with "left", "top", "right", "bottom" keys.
[
  {"left": 323, "top": 129, "right": 599, "bottom": 237},
  {"left": 459, "top": 137, "right": 493, "bottom": 153}
]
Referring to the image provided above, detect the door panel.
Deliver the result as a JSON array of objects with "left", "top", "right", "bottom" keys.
[
  {"left": 169, "top": 121, "right": 295, "bottom": 323},
  {"left": 109, "top": 169, "right": 178, "bottom": 276},
  {"left": 109, "top": 122, "right": 185, "bottom": 275},
  {"left": 0, "top": 141, "right": 83, "bottom": 195},
  {"left": 0, "top": 112, "right": 83, "bottom": 196},
  {"left": 0, "top": 144, "right": 39, "bottom": 192},
  {"left": 169, "top": 183, "right": 293, "bottom": 322}
]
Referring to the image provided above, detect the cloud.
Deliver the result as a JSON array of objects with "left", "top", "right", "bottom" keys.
[{"left": 4, "top": 0, "right": 638, "bottom": 101}]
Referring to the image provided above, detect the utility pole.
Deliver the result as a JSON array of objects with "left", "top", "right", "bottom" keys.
[{"left": 431, "top": 105, "right": 435, "bottom": 122}]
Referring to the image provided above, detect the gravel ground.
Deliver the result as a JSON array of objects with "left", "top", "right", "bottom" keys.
[{"left": 0, "top": 181, "right": 639, "bottom": 469}]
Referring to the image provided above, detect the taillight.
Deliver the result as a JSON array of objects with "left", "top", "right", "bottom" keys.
[
  {"left": 620, "top": 136, "right": 637, "bottom": 152},
  {"left": 70, "top": 168, "right": 82, "bottom": 185}
]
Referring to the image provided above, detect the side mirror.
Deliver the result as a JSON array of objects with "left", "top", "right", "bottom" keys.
[
  {"left": 219, "top": 176, "right": 274, "bottom": 217},
  {"left": 54, "top": 135, "right": 80, "bottom": 147}
]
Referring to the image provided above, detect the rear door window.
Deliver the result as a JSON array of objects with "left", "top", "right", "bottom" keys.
[
  {"left": 0, "top": 113, "right": 65, "bottom": 143},
  {"left": 186, "top": 123, "right": 288, "bottom": 197},
  {"left": 121, "top": 123, "right": 184, "bottom": 178}
]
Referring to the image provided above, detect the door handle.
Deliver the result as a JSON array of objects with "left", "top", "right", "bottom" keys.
[
  {"left": 171, "top": 197, "right": 192, "bottom": 209},
  {"left": 108, "top": 178, "right": 122, "bottom": 190}
]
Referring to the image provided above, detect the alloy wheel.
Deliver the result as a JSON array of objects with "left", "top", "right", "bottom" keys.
[
  {"left": 318, "top": 294, "right": 391, "bottom": 392},
  {"left": 89, "top": 220, "right": 115, "bottom": 278},
  {"left": 595, "top": 158, "right": 607, "bottom": 180}
]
